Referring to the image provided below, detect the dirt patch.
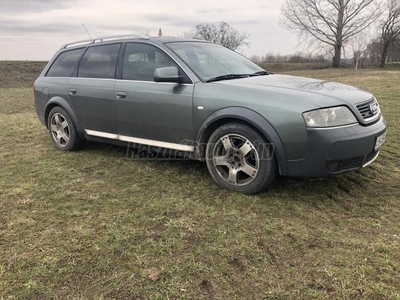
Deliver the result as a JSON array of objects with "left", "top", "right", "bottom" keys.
[{"left": 199, "top": 279, "right": 215, "bottom": 299}]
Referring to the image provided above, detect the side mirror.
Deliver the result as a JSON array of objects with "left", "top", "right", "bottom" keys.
[{"left": 154, "top": 67, "right": 180, "bottom": 83}]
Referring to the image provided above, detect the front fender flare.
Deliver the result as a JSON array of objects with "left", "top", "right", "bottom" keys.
[{"left": 196, "top": 107, "right": 288, "bottom": 175}]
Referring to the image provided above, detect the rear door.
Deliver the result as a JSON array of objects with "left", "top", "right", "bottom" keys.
[
  {"left": 68, "top": 43, "right": 121, "bottom": 134},
  {"left": 114, "top": 42, "right": 194, "bottom": 148},
  {"left": 35, "top": 48, "right": 85, "bottom": 122}
]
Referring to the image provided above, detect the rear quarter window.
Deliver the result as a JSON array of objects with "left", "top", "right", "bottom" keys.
[{"left": 46, "top": 48, "right": 85, "bottom": 77}]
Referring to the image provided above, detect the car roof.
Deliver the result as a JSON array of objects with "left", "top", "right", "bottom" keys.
[
  {"left": 151, "top": 36, "right": 208, "bottom": 44},
  {"left": 60, "top": 35, "right": 210, "bottom": 50}
]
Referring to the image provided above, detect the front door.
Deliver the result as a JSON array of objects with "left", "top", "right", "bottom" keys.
[{"left": 115, "top": 42, "right": 194, "bottom": 149}]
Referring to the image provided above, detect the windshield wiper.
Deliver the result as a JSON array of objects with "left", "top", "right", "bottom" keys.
[
  {"left": 206, "top": 71, "right": 271, "bottom": 83},
  {"left": 249, "top": 71, "right": 270, "bottom": 76},
  {"left": 206, "top": 74, "right": 250, "bottom": 83}
]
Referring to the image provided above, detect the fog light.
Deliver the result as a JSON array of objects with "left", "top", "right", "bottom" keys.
[{"left": 328, "top": 161, "right": 340, "bottom": 171}]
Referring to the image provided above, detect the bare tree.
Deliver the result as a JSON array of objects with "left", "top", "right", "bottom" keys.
[
  {"left": 379, "top": 0, "right": 400, "bottom": 68},
  {"left": 281, "top": 0, "right": 383, "bottom": 68},
  {"left": 264, "top": 52, "right": 276, "bottom": 63},
  {"left": 390, "top": 39, "right": 400, "bottom": 62},
  {"left": 188, "top": 21, "right": 250, "bottom": 51},
  {"left": 249, "top": 55, "right": 262, "bottom": 64},
  {"left": 366, "top": 38, "right": 383, "bottom": 64},
  {"left": 349, "top": 32, "right": 369, "bottom": 69}
]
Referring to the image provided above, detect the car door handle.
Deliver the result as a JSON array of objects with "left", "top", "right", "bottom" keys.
[
  {"left": 116, "top": 91, "right": 127, "bottom": 99},
  {"left": 68, "top": 88, "right": 77, "bottom": 95}
]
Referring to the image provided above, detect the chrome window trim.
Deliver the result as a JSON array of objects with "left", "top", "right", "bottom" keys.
[
  {"left": 66, "top": 77, "right": 193, "bottom": 85},
  {"left": 68, "top": 77, "right": 116, "bottom": 81},
  {"left": 115, "top": 79, "right": 193, "bottom": 85},
  {"left": 48, "top": 77, "right": 194, "bottom": 86}
]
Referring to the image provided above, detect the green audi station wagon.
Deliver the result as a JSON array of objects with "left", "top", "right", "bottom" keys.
[{"left": 34, "top": 35, "right": 388, "bottom": 194}]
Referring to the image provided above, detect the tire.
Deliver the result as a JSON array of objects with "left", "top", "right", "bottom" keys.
[
  {"left": 47, "top": 107, "right": 84, "bottom": 151},
  {"left": 206, "top": 123, "right": 278, "bottom": 194}
]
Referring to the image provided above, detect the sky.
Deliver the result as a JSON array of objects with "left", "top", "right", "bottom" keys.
[{"left": 0, "top": 0, "right": 299, "bottom": 60}]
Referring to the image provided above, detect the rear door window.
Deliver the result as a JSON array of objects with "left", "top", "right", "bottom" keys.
[
  {"left": 46, "top": 48, "right": 84, "bottom": 77},
  {"left": 78, "top": 44, "right": 121, "bottom": 79}
]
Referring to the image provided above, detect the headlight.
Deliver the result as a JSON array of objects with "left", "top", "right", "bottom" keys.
[{"left": 303, "top": 106, "right": 358, "bottom": 128}]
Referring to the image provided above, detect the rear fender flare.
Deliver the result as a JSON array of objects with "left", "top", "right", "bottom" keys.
[{"left": 44, "top": 97, "right": 85, "bottom": 140}]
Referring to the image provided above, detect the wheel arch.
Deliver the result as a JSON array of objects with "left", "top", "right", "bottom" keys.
[
  {"left": 196, "top": 107, "right": 289, "bottom": 175},
  {"left": 44, "top": 97, "right": 85, "bottom": 140}
]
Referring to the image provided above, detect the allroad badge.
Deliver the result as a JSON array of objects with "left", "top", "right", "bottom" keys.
[{"left": 370, "top": 102, "right": 379, "bottom": 115}]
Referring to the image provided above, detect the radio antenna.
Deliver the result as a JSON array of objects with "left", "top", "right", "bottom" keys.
[{"left": 82, "top": 23, "right": 93, "bottom": 39}]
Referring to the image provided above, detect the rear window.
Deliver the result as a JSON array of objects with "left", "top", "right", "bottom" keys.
[
  {"left": 78, "top": 44, "right": 121, "bottom": 79},
  {"left": 46, "top": 48, "right": 84, "bottom": 77}
]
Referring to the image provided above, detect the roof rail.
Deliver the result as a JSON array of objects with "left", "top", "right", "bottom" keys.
[{"left": 61, "top": 34, "right": 150, "bottom": 49}]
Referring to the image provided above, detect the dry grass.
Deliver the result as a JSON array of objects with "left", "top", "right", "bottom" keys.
[
  {"left": 0, "top": 64, "right": 399, "bottom": 299},
  {"left": 0, "top": 61, "right": 47, "bottom": 88}
]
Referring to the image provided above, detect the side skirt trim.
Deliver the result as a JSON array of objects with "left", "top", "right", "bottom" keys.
[{"left": 85, "top": 129, "right": 194, "bottom": 152}]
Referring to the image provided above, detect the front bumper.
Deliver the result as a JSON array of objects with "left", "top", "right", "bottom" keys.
[{"left": 286, "top": 117, "right": 388, "bottom": 177}]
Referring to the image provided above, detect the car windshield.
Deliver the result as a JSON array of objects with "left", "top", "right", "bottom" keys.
[{"left": 166, "top": 42, "right": 265, "bottom": 82}]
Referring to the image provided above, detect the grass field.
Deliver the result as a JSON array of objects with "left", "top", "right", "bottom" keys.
[
  {"left": 0, "top": 61, "right": 47, "bottom": 89},
  {"left": 0, "top": 64, "right": 399, "bottom": 299}
]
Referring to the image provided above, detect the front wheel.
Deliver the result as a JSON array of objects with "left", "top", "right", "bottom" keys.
[{"left": 206, "top": 123, "right": 277, "bottom": 194}]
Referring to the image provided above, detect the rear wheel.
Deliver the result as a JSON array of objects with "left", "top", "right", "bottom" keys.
[
  {"left": 206, "top": 123, "right": 277, "bottom": 194},
  {"left": 47, "top": 107, "right": 84, "bottom": 151}
]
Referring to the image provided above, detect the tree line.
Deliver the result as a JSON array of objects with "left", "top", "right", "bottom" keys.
[
  {"left": 281, "top": 0, "right": 400, "bottom": 68},
  {"left": 249, "top": 53, "right": 329, "bottom": 65},
  {"left": 184, "top": 0, "right": 400, "bottom": 68}
]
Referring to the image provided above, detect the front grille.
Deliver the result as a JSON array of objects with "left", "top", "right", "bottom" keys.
[
  {"left": 356, "top": 98, "right": 379, "bottom": 120},
  {"left": 337, "top": 156, "right": 364, "bottom": 172}
]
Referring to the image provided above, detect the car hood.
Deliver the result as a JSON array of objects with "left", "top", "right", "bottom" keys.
[{"left": 215, "top": 74, "right": 374, "bottom": 108}]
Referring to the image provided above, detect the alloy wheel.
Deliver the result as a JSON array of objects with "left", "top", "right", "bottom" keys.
[
  {"left": 50, "top": 113, "right": 70, "bottom": 146},
  {"left": 212, "top": 134, "right": 260, "bottom": 186}
]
